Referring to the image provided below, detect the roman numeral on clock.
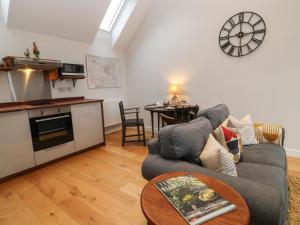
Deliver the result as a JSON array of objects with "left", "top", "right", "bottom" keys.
[
  {"left": 253, "top": 29, "right": 266, "bottom": 34},
  {"left": 221, "top": 42, "right": 231, "bottom": 50},
  {"left": 238, "top": 47, "right": 242, "bottom": 57},
  {"left": 229, "top": 18, "right": 236, "bottom": 27},
  {"left": 253, "top": 19, "right": 263, "bottom": 27},
  {"left": 228, "top": 45, "right": 235, "bottom": 56},
  {"left": 252, "top": 38, "right": 262, "bottom": 45},
  {"left": 247, "top": 44, "right": 253, "bottom": 53},
  {"left": 222, "top": 27, "right": 231, "bottom": 33},
  {"left": 238, "top": 12, "right": 244, "bottom": 23},
  {"left": 248, "top": 13, "right": 254, "bottom": 23},
  {"left": 219, "top": 35, "right": 229, "bottom": 41}
]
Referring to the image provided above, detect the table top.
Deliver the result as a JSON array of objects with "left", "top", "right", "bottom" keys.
[
  {"left": 144, "top": 104, "right": 197, "bottom": 113},
  {"left": 144, "top": 104, "right": 175, "bottom": 113},
  {"left": 141, "top": 172, "right": 250, "bottom": 225}
]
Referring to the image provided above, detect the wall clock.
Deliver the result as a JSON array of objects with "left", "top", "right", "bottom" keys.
[{"left": 219, "top": 12, "right": 266, "bottom": 57}]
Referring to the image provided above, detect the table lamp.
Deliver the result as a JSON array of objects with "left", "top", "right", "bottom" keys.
[{"left": 169, "top": 84, "right": 181, "bottom": 104}]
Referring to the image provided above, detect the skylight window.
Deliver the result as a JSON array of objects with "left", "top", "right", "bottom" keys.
[{"left": 100, "top": 0, "right": 125, "bottom": 32}]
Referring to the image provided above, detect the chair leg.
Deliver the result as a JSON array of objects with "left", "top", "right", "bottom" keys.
[
  {"left": 143, "top": 125, "right": 146, "bottom": 146},
  {"left": 122, "top": 126, "right": 125, "bottom": 146},
  {"left": 137, "top": 124, "right": 141, "bottom": 141}
]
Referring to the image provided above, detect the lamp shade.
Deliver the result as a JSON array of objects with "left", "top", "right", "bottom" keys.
[{"left": 169, "top": 84, "right": 181, "bottom": 95}]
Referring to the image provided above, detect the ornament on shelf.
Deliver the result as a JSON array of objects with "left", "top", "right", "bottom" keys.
[
  {"left": 33, "top": 42, "right": 40, "bottom": 59},
  {"left": 24, "top": 48, "right": 30, "bottom": 58}
]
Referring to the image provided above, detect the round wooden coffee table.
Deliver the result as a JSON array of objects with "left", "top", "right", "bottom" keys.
[{"left": 141, "top": 172, "right": 250, "bottom": 225}]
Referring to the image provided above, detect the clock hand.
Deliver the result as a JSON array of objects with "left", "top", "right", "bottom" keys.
[
  {"left": 240, "top": 22, "right": 242, "bottom": 33},
  {"left": 228, "top": 33, "right": 240, "bottom": 38}
]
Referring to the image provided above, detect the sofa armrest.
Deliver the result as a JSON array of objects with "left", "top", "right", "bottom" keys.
[
  {"left": 142, "top": 154, "right": 285, "bottom": 225},
  {"left": 147, "top": 138, "right": 160, "bottom": 154}
]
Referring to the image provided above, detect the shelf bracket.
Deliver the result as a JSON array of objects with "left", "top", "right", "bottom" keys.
[
  {"left": 72, "top": 78, "right": 78, "bottom": 88},
  {"left": 51, "top": 79, "right": 58, "bottom": 88}
]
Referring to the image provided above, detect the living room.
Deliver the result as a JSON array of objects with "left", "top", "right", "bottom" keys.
[{"left": 0, "top": 0, "right": 299, "bottom": 225}]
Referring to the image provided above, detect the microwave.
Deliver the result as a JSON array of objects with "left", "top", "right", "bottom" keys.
[{"left": 59, "top": 63, "right": 84, "bottom": 76}]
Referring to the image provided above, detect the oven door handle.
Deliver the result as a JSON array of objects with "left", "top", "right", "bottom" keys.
[{"left": 35, "top": 114, "right": 70, "bottom": 123}]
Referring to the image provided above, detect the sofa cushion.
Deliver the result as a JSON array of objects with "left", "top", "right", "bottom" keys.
[
  {"left": 158, "top": 117, "right": 212, "bottom": 159},
  {"left": 200, "top": 134, "right": 237, "bottom": 176},
  {"left": 236, "top": 162, "right": 286, "bottom": 188},
  {"left": 228, "top": 114, "right": 258, "bottom": 145},
  {"left": 242, "top": 143, "right": 286, "bottom": 169},
  {"left": 214, "top": 122, "right": 243, "bottom": 164},
  {"left": 198, "top": 104, "right": 230, "bottom": 129}
]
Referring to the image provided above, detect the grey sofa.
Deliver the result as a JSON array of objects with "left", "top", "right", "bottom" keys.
[{"left": 142, "top": 104, "right": 288, "bottom": 225}]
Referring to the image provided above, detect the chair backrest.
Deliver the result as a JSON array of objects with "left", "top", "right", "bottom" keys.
[
  {"left": 119, "top": 101, "right": 125, "bottom": 124},
  {"left": 189, "top": 104, "right": 199, "bottom": 120},
  {"left": 162, "top": 105, "right": 199, "bottom": 126},
  {"left": 174, "top": 105, "right": 195, "bottom": 123}
]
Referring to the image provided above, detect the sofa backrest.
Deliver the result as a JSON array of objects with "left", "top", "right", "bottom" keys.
[
  {"left": 198, "top": 104, "right": 230, "bottom": 129},
  {"left": 158, "top": 117, "right": 213, "bottom": 160}
]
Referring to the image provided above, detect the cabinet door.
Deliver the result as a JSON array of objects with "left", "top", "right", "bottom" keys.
[
  {"left": 0, "top": 111, "right": 35, "bottom": 178},
  {"left": 71, "top": 102, "right": 104, "bottom": 151}
]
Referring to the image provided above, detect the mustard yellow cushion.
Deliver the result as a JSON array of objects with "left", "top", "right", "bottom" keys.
[{"left": 253, "top": 122, "right": 283, "bottom": 147}]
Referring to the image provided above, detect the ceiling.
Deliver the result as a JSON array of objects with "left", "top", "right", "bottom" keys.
[{"left": 5, "top": 0, "right": 110, "bottom": 43}]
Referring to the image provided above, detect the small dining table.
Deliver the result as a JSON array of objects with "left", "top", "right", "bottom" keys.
[{"left": 144, "top": 104, "right": 175, "bottom": 138}]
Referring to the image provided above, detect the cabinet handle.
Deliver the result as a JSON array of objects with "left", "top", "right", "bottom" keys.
[{"left": 35, "top": 115, "right": 70, "bottom": 123}]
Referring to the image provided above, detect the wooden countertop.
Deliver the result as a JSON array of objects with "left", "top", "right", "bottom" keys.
[{"left": 0, "top": 97, "right": 103, "bottom": 113}]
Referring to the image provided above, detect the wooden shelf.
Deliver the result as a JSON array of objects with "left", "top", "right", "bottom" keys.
[
  {"left": 0, "top": 67, "right": 12, "bottom": 71},
  {"left": 51, "top": 75, "right": 86, "bottom": 88}
]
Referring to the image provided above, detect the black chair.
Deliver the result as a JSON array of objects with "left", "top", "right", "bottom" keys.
[
  {"left": 119, "top": 101, "right": 146, "bottom": 146},
  {"left": 161, "top": 104, "right": 199, "bottom": 127}
]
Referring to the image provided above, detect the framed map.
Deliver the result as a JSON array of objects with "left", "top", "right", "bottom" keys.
[{"left": 86, "top": 54, "right": 121, "bottom": 88}]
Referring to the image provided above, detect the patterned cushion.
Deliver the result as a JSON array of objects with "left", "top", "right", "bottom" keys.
[
  {"left": 214, "top": 119, "right": 243, "bottom": 163},
  {"left": 228, "top": 114, "right": 258, "bottom": 145},
  {"left": 199, "top": 134, "right": 237, "bottom": 176},
  {"left": 254, "top": 122, "right": 284, "bottom": 147}
]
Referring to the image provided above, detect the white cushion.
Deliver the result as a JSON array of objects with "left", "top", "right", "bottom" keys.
[
  {"left": 228, "top": 114, "right": 258, "bottom": 145},
  {"left": 200, "top": 134, "right": 237, "bottom": 176}
]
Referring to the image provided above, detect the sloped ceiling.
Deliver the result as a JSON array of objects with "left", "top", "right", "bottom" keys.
[{"left": 6, "top": 0, "right": 110, "bottom": 43}]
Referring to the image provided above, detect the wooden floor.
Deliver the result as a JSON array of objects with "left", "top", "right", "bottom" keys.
[{"left": 0, "top": 130, "right": 299, "bottom": 225}]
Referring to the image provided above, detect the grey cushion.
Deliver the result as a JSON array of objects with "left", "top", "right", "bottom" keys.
[
  {"left": 198, "top": 104, "right": 230, "bottom": 129},
  {"left": 158, "top": 117, "right": 212, "bottom": 159},
  {"left": 236, "top": 162, "right": 285, "bottom": 187},
  {"left": 242, "top": 143, "right": 286, "bottom": 169}
]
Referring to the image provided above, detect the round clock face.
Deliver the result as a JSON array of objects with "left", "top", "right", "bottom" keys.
[{"left": 219, "top": 12, "right": 266, "bottom": 57}]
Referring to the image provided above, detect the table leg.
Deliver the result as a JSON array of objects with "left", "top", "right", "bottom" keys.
[
  {"left": 157, "top": 113, "right": 160, "bottom": 132},
  {"left": 151, "top": 111, "right": 154, "bottom": 138}
]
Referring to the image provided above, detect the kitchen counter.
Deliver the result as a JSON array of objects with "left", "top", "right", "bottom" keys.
[
  {"left": 0, "top": 97, "right": 105, "bottom": 181},
  {"left": 0, "top": 97, "right": 103, "bottom": 113}
]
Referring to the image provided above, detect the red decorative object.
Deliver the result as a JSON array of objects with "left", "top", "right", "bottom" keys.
[{"left": 221, "top": 126, "right": 237, "bottom": 142}]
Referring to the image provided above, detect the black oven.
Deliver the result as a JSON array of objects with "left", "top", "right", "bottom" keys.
[{"left": 29, "top": 107, "right": 74, "bottom": 151}]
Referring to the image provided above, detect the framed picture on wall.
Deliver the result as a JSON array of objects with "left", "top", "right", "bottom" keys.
[{"left": 86, "top": 54, "right": 121, "bottom": 89}]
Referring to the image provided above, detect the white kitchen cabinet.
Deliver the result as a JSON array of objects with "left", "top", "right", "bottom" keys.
[
  {"left": 71, "top": 102, "right": 104, "bottom": 151},
  {"left": 34, "top": 141, "right": 75, "bottom": 165},
  {"left": 0, "top": 110, "right": 35, "bottom": 178}
]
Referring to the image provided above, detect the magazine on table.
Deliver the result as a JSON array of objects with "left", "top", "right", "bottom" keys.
[{"left": 155, "top": 175, "right": 236, "bottom": 225}]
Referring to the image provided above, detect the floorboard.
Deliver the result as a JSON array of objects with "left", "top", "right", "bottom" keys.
[{"left": 0, "top": 130, "right": 299, "bottom": 225}]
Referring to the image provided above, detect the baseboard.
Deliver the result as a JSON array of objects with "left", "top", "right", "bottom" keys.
[
  {"left": 285, "top": 148, "right": 300, "bottom": 158},
  {"left": 105, "top": 123, "right": 122, "bottom": 134},
  {"left": 145, "top": 126, "right": 158, "bottom": 133}
]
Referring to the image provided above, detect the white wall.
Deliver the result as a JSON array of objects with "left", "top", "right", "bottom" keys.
[
  {"left": 0, "top": 26, "right": 126, "bottom": 127},
  {"left": 126, "top": 0, "right": 300, "bottom": 149}
]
